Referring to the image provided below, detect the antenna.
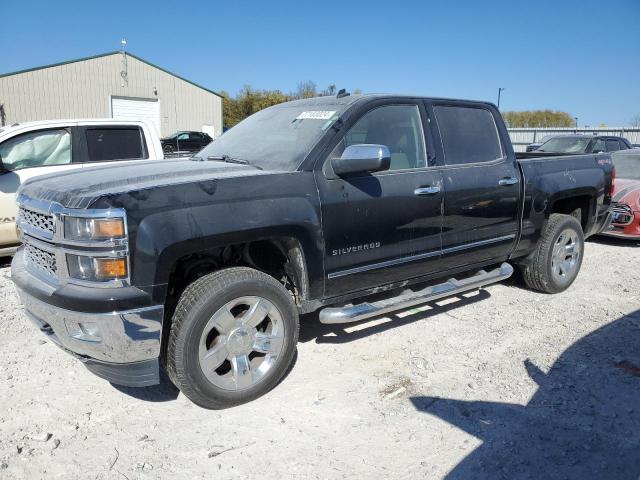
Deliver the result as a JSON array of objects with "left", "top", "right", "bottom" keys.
[{"left": 120, "top": 37, "right": 128, "bottom": 87}]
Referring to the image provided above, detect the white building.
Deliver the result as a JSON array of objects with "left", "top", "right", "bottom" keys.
[{"left": 0, "top": 51, "right": 223, "bottom": 138}]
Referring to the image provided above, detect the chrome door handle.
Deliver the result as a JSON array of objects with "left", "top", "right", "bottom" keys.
[
  {"left": 414, "top": 186, "right": 441, "bottom": 195},
  {"left": 498, "top": 177, "right": 519, "bottom": 186}
]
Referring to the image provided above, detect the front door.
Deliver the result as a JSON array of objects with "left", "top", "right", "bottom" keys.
[{"left": 316, "top": 102, "right": 444, "bottom": 297}]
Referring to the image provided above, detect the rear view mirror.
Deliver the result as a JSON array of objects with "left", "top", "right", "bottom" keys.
[{"left": 331, "top": 144, "right": 391, "bottom": 176}]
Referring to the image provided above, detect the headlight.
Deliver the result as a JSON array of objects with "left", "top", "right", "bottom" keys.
[
  {"left": 67, "top": 254, "right": 128, "bottom": 282},
  {"left": 64, "top": 217, "right": 125, "bottom": 241}
]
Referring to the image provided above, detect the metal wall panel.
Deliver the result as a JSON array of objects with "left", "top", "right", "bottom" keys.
[{"left": 0, "top": 53, "right": 222, "bottom": 138}]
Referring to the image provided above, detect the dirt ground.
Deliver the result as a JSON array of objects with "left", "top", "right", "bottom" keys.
[{"left": 0, "top": 237, "right": 639, "bottom": 480}]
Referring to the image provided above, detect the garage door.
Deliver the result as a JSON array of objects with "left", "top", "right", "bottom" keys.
[{"left": 111, "top": 97, "right": 160, "bottom": 133}]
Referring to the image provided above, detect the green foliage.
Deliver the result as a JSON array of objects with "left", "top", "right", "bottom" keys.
[
  {"left": 222, "top": 82, "right": 361, "bottom": 129},
  {"left": 502, "top": 110, "right": 575, "bottom": 128},
  {"left": 221, "top": 86, "right": 291, "bottom": 129}
]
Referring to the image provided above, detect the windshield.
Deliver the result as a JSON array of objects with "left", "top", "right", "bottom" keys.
[
  {"left": 612, "top": 151, "right": 640, "bottom": 180},
  {"left": 538, "top": 137, "right": 591, "bottom": 153},
  {"left": 198, "top": 103, "right": 346, "bottom": 171}
]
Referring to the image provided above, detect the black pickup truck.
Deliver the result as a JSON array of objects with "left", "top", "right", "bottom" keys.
[{"left": 11, "top": 94, "right": 613, "bottom": 408}]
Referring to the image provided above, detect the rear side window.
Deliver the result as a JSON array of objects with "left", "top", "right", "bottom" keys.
[
  {"left": 85, "top": 127, "right": 147, "bottom": 162},
  {"left": 434, "top": 106, "right": 503, "bottom": 165},
  {"left": 606, "top": 139, "right": 621, "bottom": 152}
]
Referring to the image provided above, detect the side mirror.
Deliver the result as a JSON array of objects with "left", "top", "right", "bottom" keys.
[{"left": 331, "top": 144, "right": 391, "bottom": 176}]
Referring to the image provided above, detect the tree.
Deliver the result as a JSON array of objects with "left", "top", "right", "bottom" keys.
[
  {"left": 630, "top": 115, "right": 640, "bottom": 128},
  {"left": 502, "top": 110, "right": 575, "bottom": 128},
  {"left": 221, "top": 86, "right": 291, "bottom": 129},
  {"left": 293, "top": 80, "right": 317, "bottom": 99}
]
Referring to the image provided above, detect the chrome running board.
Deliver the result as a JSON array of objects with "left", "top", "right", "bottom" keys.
[{"left": 319, "top": 262, "right": 513, "bottom": 324}]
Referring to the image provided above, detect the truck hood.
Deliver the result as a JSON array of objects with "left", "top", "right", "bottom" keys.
[{"left": 18, "top": 158, "right": 277, "bottom": 209}]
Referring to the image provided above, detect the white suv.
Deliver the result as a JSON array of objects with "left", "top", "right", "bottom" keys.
[{"left": 0, "top": 119, "right": 163, "bottom": 254}]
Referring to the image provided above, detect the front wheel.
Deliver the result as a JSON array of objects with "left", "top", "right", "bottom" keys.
[
  {"left": 520, "top": 213, "right": 584, "bottom": 293},
  {"left": 166, "top": 267, "right": 299, "bottom": 409}
]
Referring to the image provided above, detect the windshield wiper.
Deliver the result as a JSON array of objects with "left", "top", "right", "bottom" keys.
[{"left": 207, "top": 155, "right": 263, "bottom": 170}]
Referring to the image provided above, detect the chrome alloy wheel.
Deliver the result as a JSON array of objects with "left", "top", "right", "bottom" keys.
[
  {"left": 550, "top": 228, "right": 581, "bottom": 283},
  {"left": 198, "top": 296, "right": 285, "bottom": 391}
]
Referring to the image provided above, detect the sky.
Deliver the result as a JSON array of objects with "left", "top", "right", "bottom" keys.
[{"left": 1, "top": 0, "right": 639, "bottom": 127}]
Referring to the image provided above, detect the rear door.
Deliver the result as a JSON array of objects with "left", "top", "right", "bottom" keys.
[
  {"left": 316, "top": 100, "right": 444, "bottom": 297},
  {"left": 428, "top": 101, "right": 520, "bottom": 269}
]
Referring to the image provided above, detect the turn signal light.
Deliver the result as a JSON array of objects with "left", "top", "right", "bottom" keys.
[
  {"left": 95, "top": 258, "right": 128, "bottom": 280},
  {"left": 93, "top": 218, "right": 125, "bottom": 238}
]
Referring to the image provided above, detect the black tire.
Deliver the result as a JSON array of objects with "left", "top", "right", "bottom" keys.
[
  {"left": 166, "top": 267, "right": 299, "bottom": 409},
  {"left": 521, "top": 213, "right": 584, "bottom": 293},
  {"left": 163, "top": 144, "right": 174, "bottom": 154}
]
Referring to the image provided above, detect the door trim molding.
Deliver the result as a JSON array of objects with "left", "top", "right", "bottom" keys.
[{"left": 327, "top": 233, "right": 516, "bottom": 279}]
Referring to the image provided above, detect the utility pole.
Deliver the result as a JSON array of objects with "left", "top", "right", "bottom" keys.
[
  {"left": 574, "top": 117, "right": 578, "bottom": 130},
  {"left": 497, "top": 88, "right": 505, "bottom": 109}
]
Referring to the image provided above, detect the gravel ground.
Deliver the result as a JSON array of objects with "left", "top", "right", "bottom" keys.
[{"left": 0, "top": 237, "right": 639, "bottom": 480}]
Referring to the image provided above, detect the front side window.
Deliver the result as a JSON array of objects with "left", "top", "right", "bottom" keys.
[
  {"left": 0, "top": 129, "right": 71, "bottom": 171},
  {"left": 329, "top": 105, "right": 427, "bottom": 171},
  {"left": 592, "top": 139, "right": 606, "bottom": 152},
  {"left": 177, "top": 133, "right": 189, "bottom": 141},
  {"left": 85, "top": 127, "right": 146, "bottom": 162},
  {"left": 434, "top": 106, "right": 503, "bottom": 165}
]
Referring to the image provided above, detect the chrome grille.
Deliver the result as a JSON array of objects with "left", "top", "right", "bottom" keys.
[
  {"left": 24, "top": 241, "right": 57, "bottom": 278},
  {"left": 612, "top": 203, "right": 633, "bottom": 226},
  {"left": 18, "top": 207, "right": 55, "bottom": 235}
]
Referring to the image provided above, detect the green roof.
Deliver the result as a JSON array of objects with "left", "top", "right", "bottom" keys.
[{"left": 0, "top": 51, "right": 223, "bottom": 98}]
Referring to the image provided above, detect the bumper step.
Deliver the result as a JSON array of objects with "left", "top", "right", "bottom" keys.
[{"left": 319, "top": 262, "right": 513, "bottom": 324}]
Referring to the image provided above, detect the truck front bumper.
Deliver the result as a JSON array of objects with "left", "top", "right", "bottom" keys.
[{"left": 12, "top": 251, "right": 164, "bottom": 387}]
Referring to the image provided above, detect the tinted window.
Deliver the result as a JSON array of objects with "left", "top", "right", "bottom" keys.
[
  {"left": 329, "top": 105, "right": 427, "bottom": 171},
  {"left": 85, "top": 128, "right": 146, "bottom": 162},
  {"left": 0, "top": 128, "right": 71, "bottom": 171},
  {"left": 434, "top": 106, "right": 503, "bottom": 165},
  {"left": 177, "top": 133, "right": 189, "bottom": 141},
  {"left": 606, "top": 139, "right": 621, "bottom": 152}
]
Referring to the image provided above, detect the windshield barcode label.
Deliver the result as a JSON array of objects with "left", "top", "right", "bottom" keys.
[{"left": 296, "top": 111, "right": 337, "bottom": 120}]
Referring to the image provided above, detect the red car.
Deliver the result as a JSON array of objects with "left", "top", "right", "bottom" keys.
[{"left": 603, "top": 150, "right": 640, "bottom": 239}]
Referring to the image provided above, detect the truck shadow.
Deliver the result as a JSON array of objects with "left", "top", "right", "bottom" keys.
[
  {"left": 410, "top": 309, "right": 640, "bottom": 479},
  {"left": 299, "top": 289, "right": 491, "bottom": 344},
  {"left": 109, "top": 369, "right": 180, "bottom": 402},
  {"left": 588, "top": 236, "right": 640, "bottom": 248}
]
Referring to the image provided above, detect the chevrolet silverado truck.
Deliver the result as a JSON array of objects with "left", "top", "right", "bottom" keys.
[{"left": 11, "top": 94, "right": 614, "bottom": 409}]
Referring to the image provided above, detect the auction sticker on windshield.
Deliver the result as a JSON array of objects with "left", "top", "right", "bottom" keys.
[{"left": 296, "top": 111, "right": 337, "bottom": 120}]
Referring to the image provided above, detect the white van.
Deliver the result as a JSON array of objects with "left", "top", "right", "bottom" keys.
[{"left": 0, "top": 119, "right": 163, "bottom": 255}]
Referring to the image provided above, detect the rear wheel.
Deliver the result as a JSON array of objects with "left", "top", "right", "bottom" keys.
[
  {"left": 521, "top": 213, "right": 584, "bottom": 293},
  {"left": 166, "top": 267, "right": 299, "bottom": 409}
]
